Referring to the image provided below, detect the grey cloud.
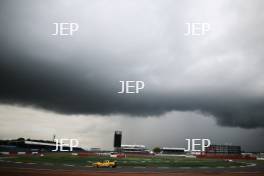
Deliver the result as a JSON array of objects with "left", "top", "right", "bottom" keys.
[{"left": 0, "top": 0, "right": 264, "bottom": 128}]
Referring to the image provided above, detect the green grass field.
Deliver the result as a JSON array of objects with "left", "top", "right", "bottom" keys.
[{"left": 2, "top": 153, "right": 253, "bottom": 168}]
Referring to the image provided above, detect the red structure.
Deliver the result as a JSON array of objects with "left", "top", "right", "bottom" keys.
[{"left": 197, "top": 144, "right": 256, "bottom": 160}]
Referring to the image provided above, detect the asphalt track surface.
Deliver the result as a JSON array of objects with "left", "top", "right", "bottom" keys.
[{"left": 1, "top": 159, "right": 264, "bottom": 176}]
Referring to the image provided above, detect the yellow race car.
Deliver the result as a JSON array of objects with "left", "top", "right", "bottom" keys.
[{"left": 92, "top": 160, "right": 117, "bottom": 168}]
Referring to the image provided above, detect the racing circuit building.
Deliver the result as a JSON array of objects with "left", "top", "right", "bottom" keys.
[
  {"left": 198, "top": 144, "right": 256, "bottom": 160},
  {"left": 0, "top": 138, "right": 84, "bottom": 154},
  {"left": 121, "top": 144, "right": 150, "bottom": 154},
  {"left": 160, "top": 147, "right": 186, "bottom": 155},
  {"left": 205, "top": 144, "right": 241, "bottom": 154}
]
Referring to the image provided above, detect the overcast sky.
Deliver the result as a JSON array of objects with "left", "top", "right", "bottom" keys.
[{"left": 0, "top": 0, "right": 264, "bottom": 151}]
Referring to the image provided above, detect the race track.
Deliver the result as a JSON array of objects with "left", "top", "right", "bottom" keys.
[{"left": 1, "top": 159, "right": 264, "bottom": 176}]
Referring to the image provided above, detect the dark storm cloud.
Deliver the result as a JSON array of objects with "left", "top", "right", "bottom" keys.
[{"left": 0, "top": 0, "right": 264, "bottom": 128}]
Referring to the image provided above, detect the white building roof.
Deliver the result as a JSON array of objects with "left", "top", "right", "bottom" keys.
[
  {"left": 161, "top": 147, "right": 185, "bottom": 150},
  {"left": 121, "top": 144, "right": 146, "bottom": 148}
]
